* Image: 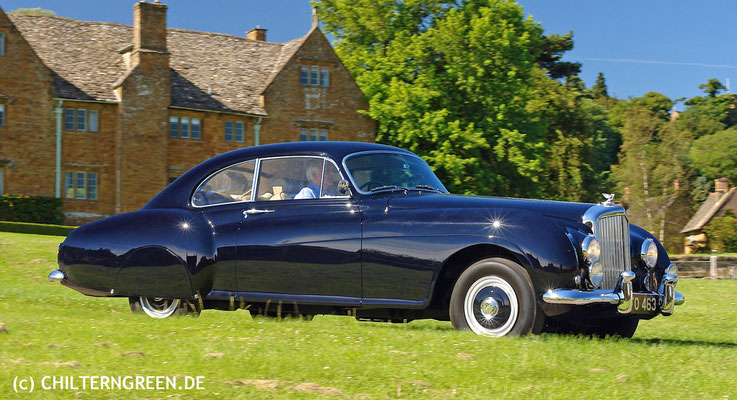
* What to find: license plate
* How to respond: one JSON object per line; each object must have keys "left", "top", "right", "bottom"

{"left": 631, "top": 293, "right": 660, "bottom": 314}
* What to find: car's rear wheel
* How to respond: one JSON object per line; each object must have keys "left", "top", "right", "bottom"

{"left": 129, "top": 297, "right": 201, "bottom": 319}
{"left": 449, "top": 258, "right": 538, "bottom": 337}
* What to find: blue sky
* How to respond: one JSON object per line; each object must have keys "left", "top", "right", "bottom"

{"left": 2, "top": 0, "right": 734, "bottom": 106}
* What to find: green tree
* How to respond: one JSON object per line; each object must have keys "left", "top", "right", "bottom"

{"left": 592, "top": 72, "right": 608, "bottom": 99}
{"left": 317, "top": 0, "right": 611, "bottom": 199}
{"left": 535, "top": 31, "right": 581, "bottom": 80}
{"left": 703, "top": 209, "right": 737, "bottom": 253}
{"left": 9, "top": 7, "right": 56, "bottom": 16}
{"left": 689, "top": 126, "right": 737, "bottom": 182}
{"left": 698, "top": 78, "right": 727, "bottom": 98}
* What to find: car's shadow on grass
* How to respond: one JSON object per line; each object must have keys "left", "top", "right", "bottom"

{"left": 629, "top": 337, "right": 737, "bottom": 348}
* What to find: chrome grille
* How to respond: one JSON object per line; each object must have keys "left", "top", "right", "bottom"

{"left": 597, "top": 213, "right": 631, "bottom": 289}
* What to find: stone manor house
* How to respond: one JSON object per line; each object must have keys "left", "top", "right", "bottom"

{"left": 0, "top": 1, "right": 375, "bottom": 224}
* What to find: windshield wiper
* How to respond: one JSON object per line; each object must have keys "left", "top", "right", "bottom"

{"left": 369, "top": 185, "right": 404, "bottom": 193}
{"left": 414, "top": 185, "right": 444, "bottom": 193}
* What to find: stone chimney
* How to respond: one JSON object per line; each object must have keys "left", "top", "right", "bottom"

{"left": 134, "top": 1, "right": 167, "bottom": 51}
{"left": 312, "top": 6, "right": 319, "bottom": 29}
{"left": 247, "top": 25, "right": 267, "bottom": 41}
{"left": 715, "top": 177, "right": 730, "bottom": 193}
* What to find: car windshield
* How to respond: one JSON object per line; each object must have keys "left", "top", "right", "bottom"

{"left": 344, "top": 152, "right": 448, "bottom": 194}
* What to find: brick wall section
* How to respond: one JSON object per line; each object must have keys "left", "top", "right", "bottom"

{"left": 0, "top": 8, "right": 56, "bottom": 198}
{"left": 60, "top": 101, "right": 118, "bottom": 221}
{"left": 262, "top": 28, "right": 375, "bottom": 144}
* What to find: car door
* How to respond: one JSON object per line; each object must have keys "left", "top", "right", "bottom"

{"left": 236, "top": 156, "right": 362, "bottom": 304}
{"left": 192, "top": 159, "right": 256, "bottom": 292}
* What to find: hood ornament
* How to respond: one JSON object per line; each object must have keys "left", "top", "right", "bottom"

{"left": 601, "top": 193, "right": 615, "bottom": 206}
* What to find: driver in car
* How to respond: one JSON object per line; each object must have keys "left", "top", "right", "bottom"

{"left": 295, "top": 161, "right": 341, "bottom": 199}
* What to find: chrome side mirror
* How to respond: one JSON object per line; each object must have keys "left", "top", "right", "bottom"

{"left": 337, "top": 179, "right": 352, "bottom": 196}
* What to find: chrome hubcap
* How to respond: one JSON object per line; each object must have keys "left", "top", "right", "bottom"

{"left": 139, "top": 297, "right": 180, "bottom": 319}
{"left": 463, "top": 276, "right": 518, "bottom": 337}
{"left": 480, "top": 297, "right": 500, "bottom": 318}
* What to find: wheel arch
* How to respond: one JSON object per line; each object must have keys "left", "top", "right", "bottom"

{"left": 429, "top": 241, "right": 534, "bottom": 312}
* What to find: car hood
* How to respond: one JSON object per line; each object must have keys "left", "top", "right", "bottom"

{"left": 386, "top": 193, "right": 595, "bottom": 222}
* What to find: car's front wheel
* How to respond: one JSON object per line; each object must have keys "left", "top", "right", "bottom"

{"left": 449, "top": 258, "right": 538, "bottom": 337}
{"left": 129, "top": 297, "right": 201, "bottom": 319}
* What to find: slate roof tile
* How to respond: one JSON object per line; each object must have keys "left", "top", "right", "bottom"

{"left": 9, "top": 14, "right": 306, "bottom": 115}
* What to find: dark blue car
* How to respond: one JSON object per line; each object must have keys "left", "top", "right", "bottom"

{"left": 49, "top": 142, "right": 684, "bottom": 337}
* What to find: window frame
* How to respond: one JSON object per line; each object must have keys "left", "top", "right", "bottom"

{"left": 310, "top": 66, "right": 319, "bottom": 86}
{"left": 190, "top": 156, "right": 348, "bottom": 208}
{"left": 75, "top": 171, "right": 87, "bottom": 199}
{"left": 300, "top": 66, "right": 309, "bottom": 85}
{"left": 87, "top": 172, "right": 98, "bottom": 200}
{"left": 0, "top": 32, "right": 4, "bottom": 56}
{"left": 235, "top": 122, "right": 244, "bottom": 142}
{"left": 64, "top": 109, "right": 75, "bottom": 130}
{"left": 191, "top": 118, "right": 201, "bottom": 139}
{"left": 224, "top": 121, "right": 233, "bottom": 141}
{"left": 169, "top": 116, "right": 179, "bottom": 137}
{"left": 76, "top": 109, "right": 87, "bottom": 131}
{"left": 88, "top": 110, "right": 99, "bottom": 132}
{"left": 0, "top": 104, "right": 4, "bottom": 127}
{"left": 320, "top": 66, "right": 329, "bottom": 87}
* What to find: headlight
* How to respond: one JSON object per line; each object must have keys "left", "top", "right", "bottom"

{"left": 582, "top": 236, "right": 603, "bottom": 289}
{"left": 641, "top": 239, "right": 658, "bottom": 270}
{"left": 582, "top": 236, "right": 601, "bottom": 265}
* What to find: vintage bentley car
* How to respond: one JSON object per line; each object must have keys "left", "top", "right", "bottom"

{"left": 49, "top": 142, "right": 684, "bottom": 337}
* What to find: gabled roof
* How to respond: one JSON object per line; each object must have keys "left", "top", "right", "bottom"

{"left": 681, "top": 188, "right": 737, "bottom": 233}
{"left": 8, "top": 14, "right": 311, "bottom": 115}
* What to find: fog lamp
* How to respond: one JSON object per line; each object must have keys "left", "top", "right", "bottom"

{"left": 588, "top": 261, "right": 604, "bottom": 289}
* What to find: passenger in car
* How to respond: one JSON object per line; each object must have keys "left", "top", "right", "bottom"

{"left": 294, "top": 161, "right": 323, "bottom": 199}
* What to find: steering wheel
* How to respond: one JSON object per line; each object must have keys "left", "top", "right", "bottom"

{"left": 359, "top": 180, "right": 383, "bottom": 191}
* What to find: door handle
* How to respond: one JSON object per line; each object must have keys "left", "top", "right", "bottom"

{"left": 243, "top": 209, "right": 275, "bottom": 218}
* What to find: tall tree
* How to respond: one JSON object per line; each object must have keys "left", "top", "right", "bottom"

{"left": 699, "top": 78, "right": 727, "bottom": 98}
{"left": 317, "top": 0, "right": 609, "bottom": 199}
{"left": 592, "top": 72, "right": 608, "bottom": 99}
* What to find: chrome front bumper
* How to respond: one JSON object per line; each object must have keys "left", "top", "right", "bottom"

{"left": 543, "top": 269, "right": 685, "bottom": 316}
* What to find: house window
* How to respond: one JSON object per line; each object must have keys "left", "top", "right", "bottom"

{"left": 76, "top": 109, "right": 86, "bottom": 131}
{"left": 64, "top": 108, "right": 98, "bottom": 132}
{"left": 320, "top": 67, "right": 329, "bottom": 87}
{"left": 235, "top": 122, "right": 244, "bottom": 142}
{"left": 169, "top": 116, "right": 201, "bottom": 139}
{"left": 169, "top": 117, "right": 179, "bottom": 137}
{"left": 300, "top": 66, "right": 309, "bottom": 85}
{"left": 88, "top": 110, "right": 98, "bottom": 132}
{"left": 0, "top": 32, "right": 4, "bottom": 56}
{"left": 181, "top": 117, "right": 190, "bottom": 138}
{"left": 225, "top": 121, "right": 244, "bottom": 142}
{"left": 225, "top": 121, "right": 233, "bottom": 141}
{"left": 311, "top": 66, "right": 319, "bottom": 86}
{"left": 191, "top": 118, "right": 201, "bottom": 139}
{"left": 65, "top": 171, "right": 98, "bottom": 200}
{"left": 300, "top": 128, "right": 328, "bottom": 141}
{"left": 87, "top": 173, "right": 98, "bottom": 200}
{"left": 65, "top": 109, "right": 75, "bottom": 130}
{"left": 301, "top": 65, "right": 329, "bottom": 87}
{"left": 0, "top": 104, "right": 4, "bottom": 126}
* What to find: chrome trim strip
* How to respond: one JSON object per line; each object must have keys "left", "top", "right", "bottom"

{"left": 617, "top": 271, "right": 636, "bottom": 313}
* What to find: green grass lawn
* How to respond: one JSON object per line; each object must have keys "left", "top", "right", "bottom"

{"left": 1, "top": 232, "right": 736, "bottom": 399}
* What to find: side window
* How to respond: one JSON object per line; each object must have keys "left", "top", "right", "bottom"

{"left": 320, "top": 162, "right": 344, "bottom": 198}
{"left": 192, "top": 160, "right": 255, "bottom": 206}
{"left": 257, "top": 157, "right": 324, "bottom": 201}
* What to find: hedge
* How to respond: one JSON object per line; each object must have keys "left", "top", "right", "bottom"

{"left": 0, "top": 221, "right": 77, "bottom": 237}
{"left": 0, "top": 195, "right": 64, "bottom": 224}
